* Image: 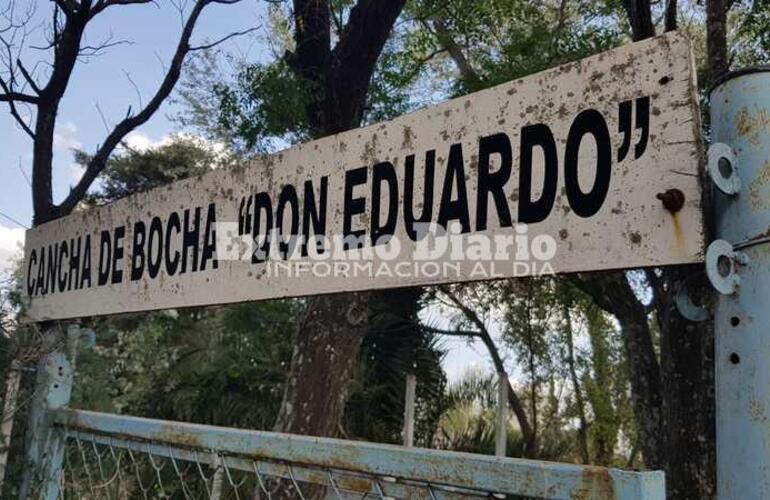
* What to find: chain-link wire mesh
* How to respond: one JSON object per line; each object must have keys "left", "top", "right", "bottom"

{"left": 59, "top": 430, "right": 491, "bottom": 500}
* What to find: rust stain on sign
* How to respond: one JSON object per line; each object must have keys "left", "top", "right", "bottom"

{"left": 22, "top": 32, "right": 704, "bottom": 321}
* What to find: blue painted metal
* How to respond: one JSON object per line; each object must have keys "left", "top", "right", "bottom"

{"left": 710, "top": 68, "right": 770, "bottom": 499}
{"left": 51, "top": 408, "right": 665, "bottom": 499}
{"left": 19, "top": 325, "right": 92, "bottom": 500}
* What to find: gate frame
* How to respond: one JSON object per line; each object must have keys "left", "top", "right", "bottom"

{"left": 15, "top": 324, "right": 666, "bottom": 499}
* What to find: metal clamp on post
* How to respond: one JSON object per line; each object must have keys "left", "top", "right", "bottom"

{"left": 708, "top": 143, "right": 741, "bottom": 195}
{"left": 674, "top": 278, "right": 712, "bottom": 322}
{"left": 705, "top": 142, "right": 745, "bottom": 295}
{"left": 706, "top": 239, "right": 747, "bottom": 295}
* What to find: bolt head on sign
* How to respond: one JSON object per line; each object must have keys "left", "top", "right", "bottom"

{"left": 22, "top": 32, "right": 704, "bottom": 321}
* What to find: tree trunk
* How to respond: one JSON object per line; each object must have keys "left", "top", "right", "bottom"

{"left": 573, "top": 273, "right": 665, "bottom": 469}
{"left": 275, "top": 0, "right": 407, "bottom": 442}
{"left": 621, "top": 0, "right": 655, "bottom": 41}
{"left": 438, "top": 287, "right": 537, "bottom": 456}
{"left": 576, "top": 268, "right": 716, "bottom": 497}
{"left": 562, "top": 301, "right": 589, "bottom": 464}
{"left": 655, "top": 268, "right": 716, "bottom": 499}
{"left": 274, "top": 292, "right": 369, "bottom": 436}
{"left": 706, "top": 0, "right": 729, "bottom": 81}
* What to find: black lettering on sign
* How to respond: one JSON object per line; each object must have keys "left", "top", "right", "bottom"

{"left": 617, "top": 96, "right": 650, "bottom": 162}
{"left": 165, "top": 212, "right": 181, "bottom": 276}
{"left": 276, "top": 185, "right": 299, "bottom": 260}
{"left": 181, "top": 208, "right": 200, "bottom": 274}
{"left": 634, "top": 96, "right": 649, "bottom": 159}
{"left": 46, "top": 243, "right": 58, "bottom": 295}
{"left": 371, "top": 161, "right": 398, "bottom": 246}
{"left": 20, "top": 99, "right": 649, "bottom": 304}
{"left": 26, "top": 249, "right": 36, "bottom": 296}
{"left": 68, "top": 237, "right": 81, "bottom": 291}
{"left": 617, "top": 100, "right": 632, "bottom": 162}
{"left": 302, "top": 177, "right": 328, "bottom": 257}
{"left": 112, "top": 225, "right": 125, "bottom": 284}
{"left": 437, "top": 143, "right": 470, "bottom": 233}
{"left": 35, "top": 247, "right": 45, "bottom": 296}
{"left": 343, "top": 166, "right": 368, "bottom": 250}
{"left": 476, "top": 133, "right": 513, "bottom": 231}
{"left": 518, "top": 124, "right": 558, "bottom": 224}
{"left": 201, "top": 203, "right": 218, "bottom": 270}
{"left": 148, "top": 217, "right": 163, "bottom": 279}
{"left": 403, "top": 151, "right": 435, "bottom": 242}
{"left": 253, "top": 192, "right": 273, "bottom": 263}
{"left": 98, "top": 231, "right": 111, "bottom": 286}
{"left": 81, "top": 235, "right": 92, "bottom": 289}
{"left": 57, "top": 241, "right": 68, "bottom": 292}
{"left": 564, "top": 109, "right": 612, "bottom": 218}
{"left": 131, "top": 221, "right": 146, "bottom": 281}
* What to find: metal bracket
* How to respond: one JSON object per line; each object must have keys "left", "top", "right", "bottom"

{"left": 675, "top": 280, "right": 712, "bottom": 322}
{"left": 706, "top": 239, "right": 746, "bottom": 295}
{"left": 708, "top": 143, "right": 741, "bottom": 195}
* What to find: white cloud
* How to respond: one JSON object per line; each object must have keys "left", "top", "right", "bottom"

{"left": 54, "top": 121, "right": 82, "bottom": 151}
{"left": 0, "top": 224, "right": 25, "bottom": 277}
{"left": 122, "top": 131, "right": 230, "bottom": 164}
{"left": 67, "top": 162, "right": 86, "bottom": 181}
{"left": 123, "top": 131, "right": 157, "bottom": 151}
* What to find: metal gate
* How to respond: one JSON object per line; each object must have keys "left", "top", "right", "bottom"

{"left": 18, "top": 326, "right": 663, "bottom": 500}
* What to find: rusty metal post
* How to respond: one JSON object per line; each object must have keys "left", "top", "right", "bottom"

{"left": 709, "top": 68, "right": 770, "bottom": 499}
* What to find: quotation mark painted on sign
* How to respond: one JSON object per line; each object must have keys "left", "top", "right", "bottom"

{"left": 617, "top": 96, "right": 650, "bottom": 162}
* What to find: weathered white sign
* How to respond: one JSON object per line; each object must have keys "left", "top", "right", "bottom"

{"left": 23, "top": 32, "right": 704, "bottom": 321}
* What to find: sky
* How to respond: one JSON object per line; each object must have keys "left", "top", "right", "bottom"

{"left": 0, "top": 0, "right": 268, "bottom": 270}
{"left": 0, "top": 0, "right": 493, "bottom": 382}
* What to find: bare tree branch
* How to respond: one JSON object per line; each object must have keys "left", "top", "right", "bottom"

{"left": 1, "top": 0, "right": 249, "bottom": 223}
{"left": 0, "top": 90, "right": 38, "bottom": 103}
{"left": 16, "top": 58, "right": 41, "bottom": 94}
{"left": 189, "top": 26, "right": 260, "bottom": 51}
{"left": 57, "top": 0, "right": 246, "bottom": 217}
{"left": 90, "top": 0, "right": 157, "bottom": 18}
{"left": 431, "top": 18, "right": 480, "bottom": 84}
{"left": 0, "top": 76, "right": 34, "bottom": 138}
{"left": 79, "top": 37, "right": 134, "bottom": 57}
{"left": 437, "top": 285, "right": 537, "bottom": 457}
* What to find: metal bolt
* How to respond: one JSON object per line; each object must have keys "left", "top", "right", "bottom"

{"left": 656, "top": 188, "right": 685, "bottom": 213}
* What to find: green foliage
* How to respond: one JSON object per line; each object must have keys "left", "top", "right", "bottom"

{"left": 345, "top": 320, "right": 447, "bottom": 446}
{"left": 69, "top": 138, "right": 302, "bottom": 430}
{"left": 434, "top": 371, "right": 523, "bottom": 455}
{"left": 732, "top": 0, "right": 770, "bottom": 68}
{"left": 214, "top": 60, "right": 314, "bottom": 151}
{"left": 87, "top": 137, "right": 219, "bottom": 203}
{"left": 73, "top": 302, "right": 299, "bottom": 430}
{"left": 406, "top": 0, "right": 625, "bottom": 96}
{"left": 345, "top": 289, "right": 448, "bottom": 446}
